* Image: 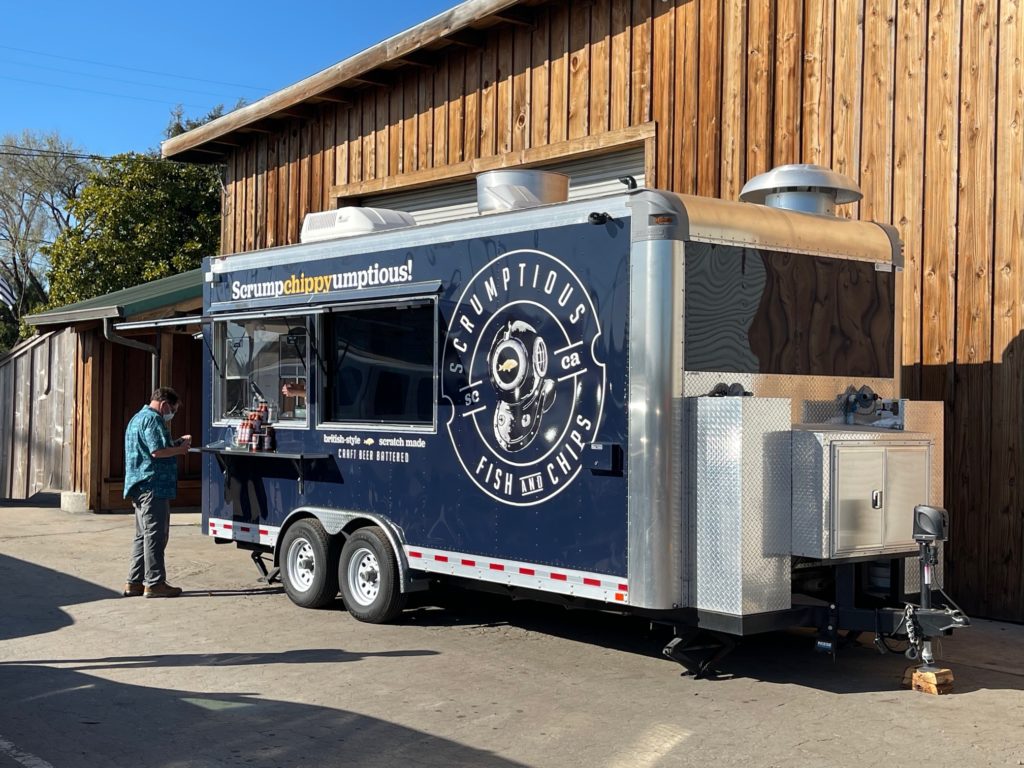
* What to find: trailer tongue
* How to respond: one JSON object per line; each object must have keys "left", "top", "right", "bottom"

{"left": 198, "top": 165, "right": 969, "bottom": 680}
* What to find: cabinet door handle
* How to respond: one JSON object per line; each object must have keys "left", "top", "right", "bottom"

{"left": 872, "top": 489, "right": 883, "bottom": 509}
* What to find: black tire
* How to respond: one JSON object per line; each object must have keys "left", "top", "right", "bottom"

{"left": 338, "top": 527, "right": 406, "bottom": 623}
{"left": 279, "top": 519, "right": 339, "bottom": 609}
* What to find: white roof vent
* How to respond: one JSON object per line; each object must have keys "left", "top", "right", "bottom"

{"left": 300, "top": 206, "right": 416, "bottom": 243}
{"left": 739, "top": 164, "right": 862, "bottom": 216}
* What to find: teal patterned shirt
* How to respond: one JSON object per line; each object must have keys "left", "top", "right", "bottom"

{"left": 123, "top": 405, "right": 178, "bottom": 499}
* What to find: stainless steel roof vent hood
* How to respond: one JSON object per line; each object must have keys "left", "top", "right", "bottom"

{"left": 739, "top": 164, "right": 862, "bottom": 216}
{"left": 476, "top": 169, "right": 569, "bottom": 214}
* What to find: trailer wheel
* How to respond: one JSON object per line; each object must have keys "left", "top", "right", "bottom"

{"left": 280, "top": 519, "right": 339, "bottom": 609}
{"left": 339, "top": 527, "right": 406, "bottom": 623}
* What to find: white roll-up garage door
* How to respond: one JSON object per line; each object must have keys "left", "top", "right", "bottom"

{"left": 362, "top": 147, "right": 646, "bottom": 226}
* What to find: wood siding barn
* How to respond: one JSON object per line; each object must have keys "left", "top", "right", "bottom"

{"left": 163, "top": 0, "right": 1024, "bottom": 622}
{"left": 22, "top": 270, "right": 206, "bottom": 512}
{"left": 0, "top": 330, "right": 76, "bottom": 500}
{"left": 66, "top": 327, "right": 203, "bottom": 512}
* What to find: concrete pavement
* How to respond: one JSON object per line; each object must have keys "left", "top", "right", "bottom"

{"left": 1, "top": 499, "right": 1022, "bottom": 768}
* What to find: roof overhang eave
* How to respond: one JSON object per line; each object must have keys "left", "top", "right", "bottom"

{"left": 160, "top": 0, "right": 526, "bottom": 160}
{"left": 26, "top": 305, "right": 123, "bottom": 328}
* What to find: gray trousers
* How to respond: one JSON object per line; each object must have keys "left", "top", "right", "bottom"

{"left": 127, "top": 490, "right": 171, "bottom": 586}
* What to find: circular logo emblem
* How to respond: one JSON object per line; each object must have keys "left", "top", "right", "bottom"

{"left": 442, "top": 249, "right": 604, "bottom": 506}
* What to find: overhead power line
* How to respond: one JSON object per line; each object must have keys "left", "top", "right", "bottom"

{"left": 0, "top": 145, "right": 210, "bottom": 166}
{"left": 0, "top": 57, "right": 251, "bottom": 100}
{"left": 0, "top": 44, "right": 269, "bottom": 92}
{"left": 0, "top": 74, "right": 209, "bottom": 109}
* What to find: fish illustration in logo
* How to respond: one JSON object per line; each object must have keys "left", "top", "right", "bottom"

{"left": 497, "top": 358, "right": 519, "bottom": 373}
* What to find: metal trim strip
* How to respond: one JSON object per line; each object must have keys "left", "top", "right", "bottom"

{"left": 404, "top": 545, "right": 629, "bottom": 604}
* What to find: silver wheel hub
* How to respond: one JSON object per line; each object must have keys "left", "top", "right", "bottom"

{"left": 347, "top": 547, "right": 381, "bottom": 606}
{"left": 286, "top": 538, "right": 316, "bottom": 592}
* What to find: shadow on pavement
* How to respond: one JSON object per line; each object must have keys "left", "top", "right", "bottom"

{"left": 0, "top": 553, "right": 115, "bottom": 641}
{"left": 402, "top": 586, "right": 1024, "bottom": 695}
{"left": 1, "top": 648, "right": 438, "bottom": 670}
{"left": 0, "top": 663, "right": 525, "bottom": 768}
{"left": 0, "top": 491, "right": 61, "bottom": 508}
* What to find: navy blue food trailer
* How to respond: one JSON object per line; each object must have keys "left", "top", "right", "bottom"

{"left": 199, "top": 167, "right": 966, "bottom": 674}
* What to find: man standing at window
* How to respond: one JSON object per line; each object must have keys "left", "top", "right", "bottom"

{"left": 122, "top": 387, "right": 192, "bottom": 598}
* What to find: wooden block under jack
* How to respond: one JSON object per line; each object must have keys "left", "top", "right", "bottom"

{"left": 902, "top": 666, "right": 955, "bottom": 695}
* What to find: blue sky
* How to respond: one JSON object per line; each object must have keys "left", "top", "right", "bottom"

{"left": 0, "top": 0, "right": 456, "bottom": 157}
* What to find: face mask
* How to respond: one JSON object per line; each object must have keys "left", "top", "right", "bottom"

{"left": 162, "top": 406, "right": 176, "bottom": 423}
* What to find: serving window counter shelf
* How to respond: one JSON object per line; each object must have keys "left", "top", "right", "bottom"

{"left": 194, "top": 444, "right": 330, "bottom": 495}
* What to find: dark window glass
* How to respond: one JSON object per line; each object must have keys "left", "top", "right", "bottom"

{"left": 213, "top": 316, "right": 308, "bottom": 423}
{"left": 684, "top": 243, "right": 895, "bottom": 378}
{"left": 324, "top": 303, "right": 435, "bottom": 424}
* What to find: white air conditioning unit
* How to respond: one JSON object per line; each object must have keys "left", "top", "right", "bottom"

{"left": 300, "top": 207, "right": 416, "bottom": 243}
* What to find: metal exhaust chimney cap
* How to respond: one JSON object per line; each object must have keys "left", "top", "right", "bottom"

{"left": 476, "top": 169, "right": 569, "bottom": 214}
{"left": 739, "top": 163, "right": 862, "bottom": 216}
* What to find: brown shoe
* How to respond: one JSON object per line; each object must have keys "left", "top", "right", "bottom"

{"left": 122, "top": 582, "right": 144, "bottom": 597}
{"left": 144, "top": 581, "right": 183, "bottom": 598}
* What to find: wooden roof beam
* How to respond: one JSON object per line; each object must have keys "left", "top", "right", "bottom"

{"left": 311, "top": 87, "right": 353, "bottom": 105}
{"left": 491, "top": 7, "right": 535, "bottom": 27}
{"left": 346, "top": 73, "right": 394, "bottom": 88}
{"left": 392, "top": 51, "right": 438, "bottom": 69}
{"left": 443, "top": 29, "right": 487, "bottom": 49}
{"left": 274, "top": 104, "right": 319, "bottom": 120}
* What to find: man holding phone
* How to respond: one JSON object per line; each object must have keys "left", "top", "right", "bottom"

{"left": 122, "top": 387, "right": 192, "bottom": 598}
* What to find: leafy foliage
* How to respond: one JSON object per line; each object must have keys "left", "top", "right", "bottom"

{"left": 0, "top": 131, "right": 91, "bottom": 351}
{"left": 46, "top": 154, "right": 221, "bottom": 307}
{"left": 164, "top": 99, "right": 245, "bottom": 141}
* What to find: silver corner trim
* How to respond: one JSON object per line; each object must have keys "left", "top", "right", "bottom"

{"left": 627, "top": 236, "right": 684, "bottom": 609}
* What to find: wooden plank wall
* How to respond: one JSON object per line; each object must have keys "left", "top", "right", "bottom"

{"left": 214, "top": 0, "right": 1024, "bottom": 621}
{"left": 0, "top": 331, "right": 76, "bottom": 500}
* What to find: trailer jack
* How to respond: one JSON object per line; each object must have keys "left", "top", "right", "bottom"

{"left": 663, "top": 630, "right": 737, "bottom": 679}
{"left": 251, "top": 550, "right": 281, "bottom": 585}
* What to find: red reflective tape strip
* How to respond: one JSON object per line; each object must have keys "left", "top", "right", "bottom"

{"left": 434, "top": 555, "right": 449, "bottom": 563}
{"left": 619, "top": 584, "right": 628, "bottom": 592}
{"left": 259, "top": 529, "right": 269, "bottom": 535}
{"left": 519, "top": 567, "right": 535, "bottom": 576}
{"left": 489, "top": 563, "right": 504, "bottom": 571}
{"left": 208, "top": 522, "right": 216, "bottom": 528}
{"left": 461, "top": 559, "right": 476, "bottom": 567}
{"left": 583, "top": 578, "right": 600, "bottom": 587}
{"left": 222, "top": 524, "right": 233, "bottom": 530}
{"left": 551, "top": 573, "right": 567, "bottom": 582}
{"left": 409, "top": 551, "right": 423, "bottom": 559}
{"left": 240, "top": 526, "right": 251, "bottom": 532}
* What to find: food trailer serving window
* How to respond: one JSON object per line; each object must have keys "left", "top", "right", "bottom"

{"left": 684, "top": 243, "right": 895, "bottom": 378}
{"left": 322, "top": 301, "right": 435, "bottom": 426}
{"left": 213, "top": 315, "right": 309, "bottom": 424}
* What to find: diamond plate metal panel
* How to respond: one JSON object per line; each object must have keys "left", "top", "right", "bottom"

{"left": 691, "top": 397, "right": 791, "bottom": 615}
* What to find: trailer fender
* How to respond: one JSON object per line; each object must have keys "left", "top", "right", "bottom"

{"left": 276, "top": 507, "right": 428, "bottom": 593}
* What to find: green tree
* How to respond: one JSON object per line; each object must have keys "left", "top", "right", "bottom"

{"left": 0, "top": 131, "right": 91, "bottom": 352}
{"left": 46, "top": 153, "right": 221, "bottom": 307}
